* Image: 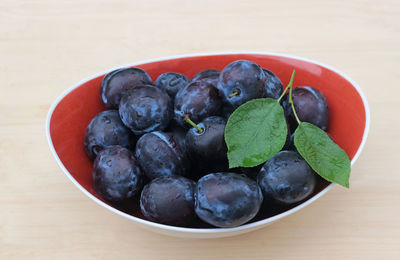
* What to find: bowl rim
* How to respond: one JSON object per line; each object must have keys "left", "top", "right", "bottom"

{"left": 46, "top": 51, "right": 370, "bottom": 234}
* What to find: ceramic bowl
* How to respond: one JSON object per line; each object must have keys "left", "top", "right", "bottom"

{"left": 46, "top": 52, "right": 370, "bottom": 238}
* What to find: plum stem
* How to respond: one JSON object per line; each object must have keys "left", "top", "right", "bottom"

{"left": 228, "top": 89, "right": 240, "bottom": 98}
{"left": 286, "top": 70, "right": 301, "bottom": 124}
{"left": 184, "top": 114, "right": 204, "bottom": 133}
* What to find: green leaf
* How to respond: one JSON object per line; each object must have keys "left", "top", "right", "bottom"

{"left": 294, "top": 122, "right": 351, "bottom": 188}
{"left": 225, "top": 98, "right": 287, "bottom": 168}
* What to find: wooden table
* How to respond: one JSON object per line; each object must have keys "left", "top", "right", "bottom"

{"left": 1, "top": 0, "right": 399, "bottom": 259}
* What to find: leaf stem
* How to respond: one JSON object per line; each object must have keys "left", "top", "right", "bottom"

{"left": 184, "top": 114, "right": 203, "bottom": 133}
{"left": 287, "top": 71, "right": 301, "bottom": 125}
{"left": 277, "top": 70, "right": 296, "bottom": 103}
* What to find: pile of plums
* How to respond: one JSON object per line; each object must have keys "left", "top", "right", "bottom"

{"left": 84, "top": 60, "right": 330, "bottom": 228}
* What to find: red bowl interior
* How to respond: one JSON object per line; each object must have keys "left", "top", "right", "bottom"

{"left": 48, "top": 53, "right": 366, "bottom": 226}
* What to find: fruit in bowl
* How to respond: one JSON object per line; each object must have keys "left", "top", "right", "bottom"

{"left": 46, "top": 52, "right": 369, "bottom": 238}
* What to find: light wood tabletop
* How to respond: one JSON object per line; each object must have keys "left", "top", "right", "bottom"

{"left": 1, "top": 0, "right": 399, "bottom": 259}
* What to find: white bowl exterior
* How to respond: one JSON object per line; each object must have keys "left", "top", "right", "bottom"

{"left": 140, "top": 220, "right": 276, "bottom": 239}
{"left": 46, "top": 51, "right": 370, "bottom": 238}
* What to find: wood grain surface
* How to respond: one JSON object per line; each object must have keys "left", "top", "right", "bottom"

{"left": 1, "top": 0, "right": 399, "bottom": 259}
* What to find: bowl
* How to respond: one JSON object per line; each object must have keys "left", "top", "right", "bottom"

{"left": 46, "top": 52, "right": 370, "bottom": 238}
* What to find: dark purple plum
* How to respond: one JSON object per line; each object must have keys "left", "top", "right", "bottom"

{"left": 135, "top": 131, "right": 190, "bottom": 180}
{"left": 166, "top": 124, "right": 188, "bottom": 154}
{"left": 200, "top": 115, "right": 227, "bottom": 125}
{"left": 284, "top": 132, "right": 296, "bottom": 151}
{"left": 232, "top": 165, "right": 263, "bottom": 180}
{"left": 292, "top": 86, "right": 329, "bottom": 130}
{"left": 100, "top": 68, "right": 152, "bottom": 109}
{"left": 93, "top": 146, "right": 142, "bottom": 201}
{"left": 221, "top": 104, "right": 235, "bottom": 119}
{"left": 119, "top": 85, "right": 172, "bottom": 135}
{"left": 218, "top": 60, "right": 266, "bottom": 108}
{"left": 195, "top": 172, "right": 263, "bottom": 228}
{"left": 280, "top": 94, "right": 298, "bottom": 133}
{"left": 257, "top": 151, "right": 316, "bottom": 204}
{"left": 84, "top": 110, "right": 135, "bottom": 160}
{"left": 155, "top": 72, "right": 190, "bottom": 98}
{"left": 140, "top": 176, "right": 195, "bottom": 226}
{"left": 262, "top": 68, "right": 283, "bottom": 99}
{"left": 281, "top": 119, "right": 292, "bottom": 151}
{"left": 174, "top": 80, "right": 222, "bottom": 127}
{"left": 192, "top": 69, "right": 220, "bottom": 82}
{"left": 192, "top": 69, "right": 220, "bottom": 89}
{"left": 185, "top": 116, "right": 228, "bottom": 172}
